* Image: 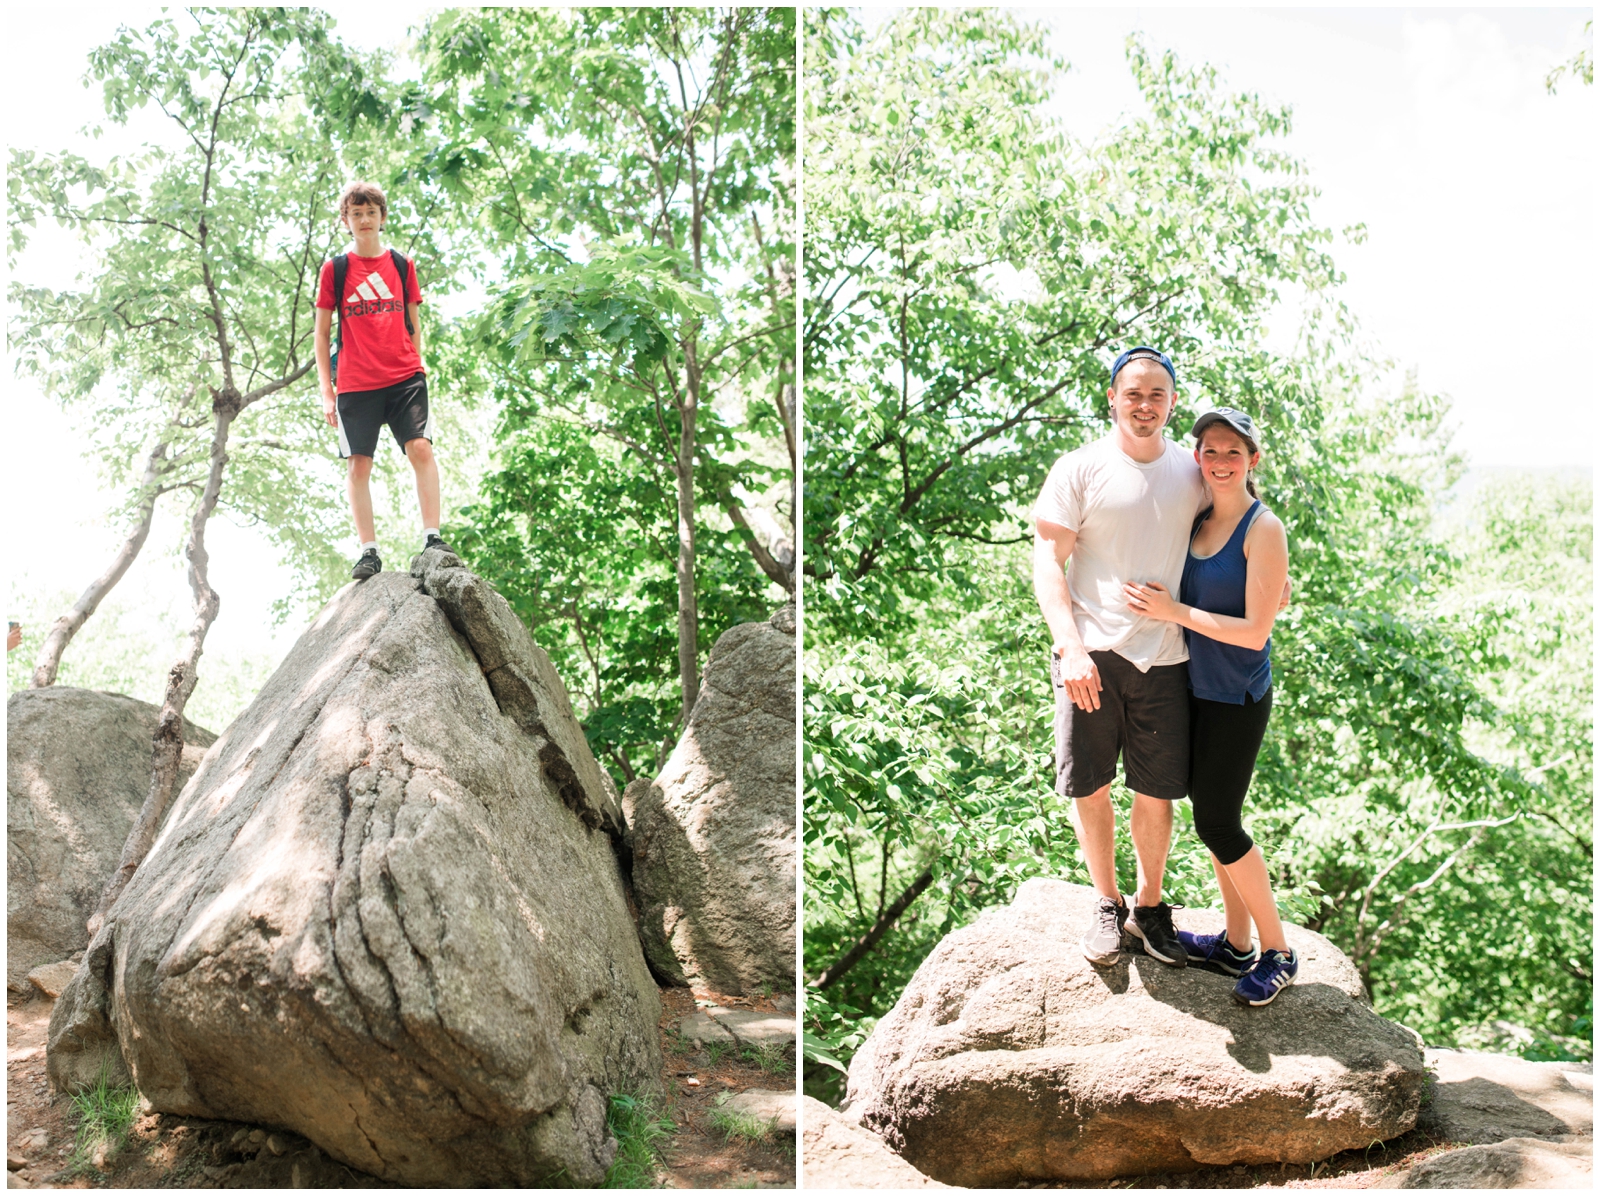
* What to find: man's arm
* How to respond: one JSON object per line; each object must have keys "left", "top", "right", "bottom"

{"left": 314, "top": 307, "right": 336, "bottom": 428}
{"left": 407, "top": 302, "right": 423, "bottom": 359}
{"left": 1033, "top": 519, "right": 1101, "bottom": 712}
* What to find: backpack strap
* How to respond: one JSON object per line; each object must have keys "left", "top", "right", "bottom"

{"left": 331, "top": 252, "right": 349, "bottom": 355}
{"left": 389, "top": 248, "right": 414, "bottom": 334}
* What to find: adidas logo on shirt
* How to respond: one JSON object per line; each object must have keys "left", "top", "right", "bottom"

{"left": 344, "top": 268, "right": 405, "bottom": 317}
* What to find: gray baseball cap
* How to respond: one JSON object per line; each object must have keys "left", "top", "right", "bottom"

{"left": 1191, "top": 407, "right": 1258, "bottom": 445}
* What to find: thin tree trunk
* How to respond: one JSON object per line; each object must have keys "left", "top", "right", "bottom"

{"left": 815, "top": 865, "right": 935, "bottom": 990}
{"left": 30, "top": 442, "right": 170, "bottom": 688}
{"left": 724, "top": 498, "right": 794, "bottom": 591}
{"left": 675, "top": 358, "right": 701, "bottom": 728}
{"left": 88, "top": 408, "right": 234, "bottom": 934}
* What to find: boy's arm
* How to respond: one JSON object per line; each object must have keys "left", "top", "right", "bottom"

{"left": 314, "top": 307, "right": 336, "bottom": 427}
{"left": 407, "top": 302, "right": 423, "bottom": 361}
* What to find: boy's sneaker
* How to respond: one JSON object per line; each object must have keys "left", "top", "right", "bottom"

{"left": 1233, "top": 948, "right": 1299, "bottom": 1007}
{"left": 1080, "top": 895, "right": 1129, "bottom": 966}
{"left": 1178, "top": 929, "right": 1259, "bottom": 976}
{"left": 1126, "top": 901, "right": 1188, "bottom": 967}
{"left": 351, "top": 548, "right": 382, "bottom": 580}
{"left": 423, "top": 533, "right": 455, "bottom": 554}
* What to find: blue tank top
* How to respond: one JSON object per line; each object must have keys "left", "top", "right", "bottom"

{"left": 1180, "top": 500, "right": 1271, "bottom": 704}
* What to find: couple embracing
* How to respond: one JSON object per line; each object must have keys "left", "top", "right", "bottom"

{"left": 1033, "top": 346, "right": 1297, "bottom": 1007}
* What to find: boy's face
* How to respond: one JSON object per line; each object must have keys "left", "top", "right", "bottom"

{"left": 342, "top": 201, "right": 385, "bottom": 234}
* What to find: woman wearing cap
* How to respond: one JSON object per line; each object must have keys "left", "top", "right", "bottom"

{"left": 1123, "top": 409, "right": 1299, "bottom": 1006}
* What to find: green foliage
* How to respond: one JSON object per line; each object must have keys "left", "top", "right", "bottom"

{"left": 740, "top": 1042, "right": 792, "bottom": 1076}
{"left": 707, "top": 1098, "right": 774, "bottom": 1144}
{"left": 602, "top": 1092, "right": 675, "bottom": 1189}
{"left": 420, "top": 6, "right": 795, "bottom": 779}
{"left": 802, "top": 7, "right": 1592, "bottom": 1094}
{"left": 7, "top": 9, "right": 440, "bottom": 614}
{"left": 69, "top": 1063, "right": 141, "bottom": 1171}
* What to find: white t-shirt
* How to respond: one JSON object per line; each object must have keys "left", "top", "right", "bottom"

{"left": 1034, "top": 435, "right": 1205, "bottom": 670}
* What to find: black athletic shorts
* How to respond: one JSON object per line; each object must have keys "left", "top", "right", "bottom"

{"left": 336, "top": 371, "right": 433, "bottom": 459}
{"left": 1052, "top": 649, "right": 1190, "bottom": 800}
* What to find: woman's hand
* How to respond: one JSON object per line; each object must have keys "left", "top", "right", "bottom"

{"left": 1125, "top": 581, "right": 1182, "bottom": 623}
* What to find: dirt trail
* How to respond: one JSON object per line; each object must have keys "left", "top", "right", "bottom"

{"left": 8, "top": 984, "right": 795, "bottom": 1189}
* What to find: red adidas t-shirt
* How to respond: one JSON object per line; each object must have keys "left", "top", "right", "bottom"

{"left": 316, "top": 251, "right": 425, "bottom": 394}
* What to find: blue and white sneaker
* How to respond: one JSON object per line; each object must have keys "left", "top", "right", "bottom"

{"left": 1232, "top": 948, "right": 1299, "bottom": 1007}
{"left": 1178, "top": 929, "right": 1258, "bottom": 976}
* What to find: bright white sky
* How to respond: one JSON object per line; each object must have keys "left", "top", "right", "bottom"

{"left": 3, "top": 6, "right": 1594, "bottom": 716}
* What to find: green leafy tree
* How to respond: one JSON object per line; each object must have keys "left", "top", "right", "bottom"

{"left": 7, "top": 7, "right": 412, "bottom": 923}
{"left": 801, "top": 8, "right": 1591, "bottom": 1101}
{"left": 418, "top": 7, "right": 795, "bottom": 777}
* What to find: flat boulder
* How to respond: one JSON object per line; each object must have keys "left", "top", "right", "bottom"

{"left": 624, "top": 606, "right": 795, "bottom": 995}
{"left": 1389, "top": 1135, "right": 1592, "bottom": 1189}
{"left": 7, "top": 687, "right": 214, "bottom": 991}
{"left": 46, "top": 551, "right": 661, "bottom": 1187}
{"left": 846, "top": 878, "right": 1427, "bottom": 1186}
{"left": 1418, "top": 1049, "right": 1591, "bottom": 1144}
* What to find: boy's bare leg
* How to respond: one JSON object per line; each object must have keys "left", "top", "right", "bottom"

{"left": 347, "top": 455, "right": 376, "bottom": 544}
{"left": 1130, "top": 792, "right": 1174, "bottom": 907}
{"left": 1068, "top": 784, "right": 1122, "bottom": 903}
{"left": 405, "top": 437, "right": 440, "bottom": 530}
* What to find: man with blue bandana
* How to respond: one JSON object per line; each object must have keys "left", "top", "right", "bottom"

{"left": 1032, "top": 347, "right": 1204, "bottom": 969}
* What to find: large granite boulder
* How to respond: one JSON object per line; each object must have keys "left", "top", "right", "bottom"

{"left": 846, "top": 878, "right": 1427, "bottom": 1186}
{"left": 46, "top": 549, "right": 660, "bottom": 1187}
{"left": 7, "top": 687, "right": 215, "bottom": 990}
{"left": 624, "top": 606, "right": 795, "bottom": 995}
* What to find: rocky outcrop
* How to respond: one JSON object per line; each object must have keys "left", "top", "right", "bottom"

{"left": 801, "top": 1097, "right": 947, "bottom": 1189}
{"left": 7, "top": 687, "right": 215, "bottom": 991}
{"left": 624, "top": 606, "right": 795, "bottom": 995}
{"left": 46, "top": 549, "right": 661, "bottom": 1188}
{"left": 1418, "top": 1049, "right": 1591, "bottom": 1145}
{"left": 1388, "top": 1136, "right": 1592, "bottom": 1188}
{"left": 846, "top": 878, "right": 1428, "bottom": 1186}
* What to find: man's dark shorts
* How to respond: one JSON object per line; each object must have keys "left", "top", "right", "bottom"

{"left": 1052, "top": 649, "right": 1189, "bottom": 800}
{"left": 336, "top": 371, "right": 433, "bottom": 459}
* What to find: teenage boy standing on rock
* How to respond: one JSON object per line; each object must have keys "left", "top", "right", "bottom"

{"left": 315, "top": 181, "right": 453, "bottom": 580}
{"left": 1032, "top": 347, "right": 1203, "bottom": 969}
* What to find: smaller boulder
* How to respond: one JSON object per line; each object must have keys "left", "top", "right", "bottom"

{"left": 1419, "top": 1050, "right": 1591, "bottom": 1144}
{"left": 801, "top": 1097, "right": 946, "bottom": 1189}
{"left": 625, "top": 607, "right": 795, "bottom": 995}
{"left": 1389, "top": 1135, "right": 1591, "bottom": 1189}
{"left": 26, "top": 962, "right": 79, "bottom": 1000}
{"left": 724, "top": 1089, "right": 796, "bottom": 1133}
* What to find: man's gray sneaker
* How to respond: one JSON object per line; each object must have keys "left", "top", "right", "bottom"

{"left": 351, "top": 548, "right": 382, "bottom": 580}
{"left": 1127, "top": 901, "right": 1188, "bottom": 967}
{"left": 1081, "top": 894, "right": 1129, "bottom": 966}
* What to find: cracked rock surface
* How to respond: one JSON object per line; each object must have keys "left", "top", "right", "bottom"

{"left": 624, "top": 606, "right": 795, "bottom": 995}
{"left": 45, "top": 554, "right": 661, "bottom": 1187}
{"left": 7, "top": 687, "right": 214, "bottom": 991}
{"left": 846, "top": 878, "right": 1427, "bottom": 1186}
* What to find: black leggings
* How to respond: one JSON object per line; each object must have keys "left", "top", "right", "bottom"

{"left": 1189, "top": 689, "right": 1272, "bottom": 866}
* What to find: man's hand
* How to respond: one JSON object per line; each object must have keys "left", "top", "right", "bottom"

{"left": 1054, "top": 643, "right": 1102, "bottom": 713}
{"left": 323, "top": 392, "right": 338, "bottom": 429}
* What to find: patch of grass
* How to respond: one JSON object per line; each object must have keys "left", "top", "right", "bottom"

{"left": 741, "top": 1041, "right": 792, "bottom": 1076}
{"left": 68, "top": 1063, "right": 141, "bottom": 1171}
{"left": 602, "top": 1092, "right": 675, "bottom": 1189}
{"left": 707, "top": 1103, "right": 774, "bottom": 1144}
{"left": 706, "top": 1039, "right": 733, "bottom": 1067}
{"left": 664, "top": 1024, "right": 692, "bottom": 1056}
